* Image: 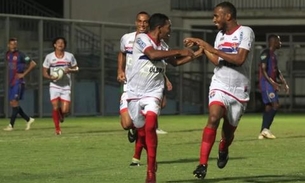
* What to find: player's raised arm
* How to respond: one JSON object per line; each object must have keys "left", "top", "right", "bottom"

{"left": 166, "top": 47, "right": 203, "bottom": 66}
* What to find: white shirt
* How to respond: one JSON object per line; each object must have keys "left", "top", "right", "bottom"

{"left": 43, "top": 51, "right": 77, "bottom": 88}
{"left": 211, "top": 25, "right": 255, "bottom": 101}
{"left": 120, "top": 31, "right": 137, "bottom": 91}
{"left": 127, "top": 33, "right": 167, "bottom": 100}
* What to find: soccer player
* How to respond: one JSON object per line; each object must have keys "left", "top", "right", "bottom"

{"left": 42, "top": 37, "right": 79, "bottom": 135}
{"left": 184, "top": 2, "right": 255, "bottom": 179}
{"left": 258, "top": 34, "right": 289, "bottom": 139}
{"left": 127, "top": 13, "right": 202, "bottom": 183}
{"left": 3, "top": 38, "right": 36, "bottom": 131}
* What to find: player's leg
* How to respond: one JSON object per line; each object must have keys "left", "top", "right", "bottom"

{"left": 128, "top": 99, "right": 146, "bottom": 167}
{"left": 259, "top": 89, "right": 279, "bottom": 139}
{"left": 50, "top": 87, "right": 61, "bottom": 134}
{"left": 119, "top": 92, "right": 137, "bottom": 142}
{"left": 217, "top": 99, "right": 246, "bottom": 169}
{"left": 16, "top": 84, "right": 35, "bottom": 130}
{"left": 193, "top": 90, "right": 225, "bottom": 179}
{"left": 156, "top": 95, "right": 167, "bottom": 135}
{"left": 141, "top": 97, "right": 161, "bottom": 183}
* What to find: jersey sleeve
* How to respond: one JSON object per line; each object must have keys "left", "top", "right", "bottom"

{"left": 238, "top": 27, "right": 255, "bottom": 51}
{"left": 71, "top": 54, "right": 77, "bottom": 67}
{"left": 43, "top": 55, "right": 50, "bottom": 68}
{"left": 134, "top": 34, "right": 154, "bottom": 53}
{"left": 19, "top": 51, "right": 31, "bottom": 63}
{"left": 120, "top": 34, "right": 127, "bottom": 53}
{"left": 260, "top": 49, "right": 270, "bottom": 64}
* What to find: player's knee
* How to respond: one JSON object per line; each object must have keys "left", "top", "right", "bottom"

{"left": 207, "top": 113, "right": 222, "bottom": 128}
{"left": 145, "top": 111, "right": 157, "bottom": 131}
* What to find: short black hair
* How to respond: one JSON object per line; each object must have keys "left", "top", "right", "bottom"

{"left": 52, "top": 37, "right": 67, "bottom": 48}
{"left": 136, "top": 11, "right": 150, "bottom": 19}
{"left": 8, "top": 37, "right": 17, "bottom": 43}
{"left": 216, "top": 1, "right": 237, "bottom": 19}
{"left": 268, "top": 34, "right": 279, "bottom": 42}
{"left": 148, "top": 13, "right": 169, "bottom": 31}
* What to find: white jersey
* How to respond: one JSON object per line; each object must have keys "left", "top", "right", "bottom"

{"left": 120, "top": 31, "right": 137, "bottom": 91}
{"left": 127, "top": 33, "right": 167, "bottom": 100}
{"left": 211, "top": 25, "right": 255, "bottom": 101}
{"left": 43, "top": 51, "right": 77, "bottom": 88}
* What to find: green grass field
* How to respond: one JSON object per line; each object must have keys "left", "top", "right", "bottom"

{"left": 0, "top": 114, "right": 305, "bottom": 183}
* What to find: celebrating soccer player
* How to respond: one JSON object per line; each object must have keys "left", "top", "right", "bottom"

{"left": 127, "top": 13, "right": 202, "bottom": 183}
{"left": 43, "top": 37, "right": 79, "bottom": 135}
{"left": 117, "top": 11, "right": 170, "bottom": 167}
{"left": 3, "top": 38, "right": 36, "bottom": 131}
{"left": 258, "top": 34, "right": 289, "bottom": 139}
{"left": 184, "top": 1, "right": 255, "bottom": 179}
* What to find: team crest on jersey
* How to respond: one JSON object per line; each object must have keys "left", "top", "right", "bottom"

{"left": 209, "top": 91, "right": 215, "bottom": 98}
{"left": 136, "top": 38, "right": 146, "bottom": 49}
{"left": 232, "top": 36, "right": 238, "bottom": 41}
{"left": 13, "top": 56, "right": 17, "bottom": 61}
{"left": 220, "top": 37, "right": 224, "bottom": 41}
{"left": 269, "top": 92, "right": 275, "bottom": 99}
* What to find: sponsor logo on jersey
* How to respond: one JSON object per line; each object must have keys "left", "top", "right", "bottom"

{"left": 149, "top": 66, "right": 164, "bottom": 73}
{"left": 232, "top": 36, "right": 238, "bottom": 41}
{"left": 13, "top": 56, "right": 17, "bottom": 61}
{"left": 136, "top": 38, "right": 146, "bottom": 49}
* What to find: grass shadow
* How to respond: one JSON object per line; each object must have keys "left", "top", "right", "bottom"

{"left": 158, "top": 157, "right": 245, "bottom": 165}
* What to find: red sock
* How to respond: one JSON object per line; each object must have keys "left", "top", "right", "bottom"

{"left": 52, "top": 109, "right": 60, "bottom": 131}
{"left": 145, "top": 111, "right": 158, "bottom": 173}
{"left": 199, "top": 127, "right": 217, "bottom": 165}
{"left": 133, "top": 127, "right": 146, "bottom": 160}
{"left": 219, "top": 122, "right": 237, "bottom": 152}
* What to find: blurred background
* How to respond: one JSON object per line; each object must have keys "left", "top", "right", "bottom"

{"left": 0, "top": 0, "right": 304, "bottom": 117}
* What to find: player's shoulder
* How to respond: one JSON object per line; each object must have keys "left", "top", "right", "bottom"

{"left": 240, "top": 25, "right": 254, "bottom": 34}
{"left": 64, "top": 51, "right": 74, "bottom": 57}
{"left": 135, "top": 33, "right": 148, "bottom": 39}
{"left": 45, "top": 51, "right": 55, "bottom": 58}
{"left": 121, "top": 31, "right": 136, "bottom": 40}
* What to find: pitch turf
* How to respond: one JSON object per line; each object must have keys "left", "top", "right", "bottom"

{"left": 0, "top": 114, "right": 305, "bottom": 183}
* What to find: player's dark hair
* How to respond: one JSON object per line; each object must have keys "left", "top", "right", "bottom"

{"left": 52, "top": 36, "right": 67, "bottom": 48}
{"left": 148, "top": 13, "right": 169, "bottom": 31}
{"left": 268, "top": 34, "right": 279, "bottom": 42}
{"left": 216, "top": 1, "right": 237, "bottom": 19}
{"left": 136, "top": 11, "right": 150, "bottom": 19}
{"left": 8, "top": 37, "right": 17, "bottom": 43}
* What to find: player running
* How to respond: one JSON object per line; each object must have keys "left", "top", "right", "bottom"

{"left": 184, "top": 1, "right": 255, "bottom": 179}
{"left": 127, "top": 13, "right": 202, "bottom": 183}
{"left": 258, "top": 34, "right": 289, "bottom": 139}
{"left": 3, "top": 38, "right": 36, "bottom": 131}
{"left": 43, "top": 37, "right": 79, "bottom": 135}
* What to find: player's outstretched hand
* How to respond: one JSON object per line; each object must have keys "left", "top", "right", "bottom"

{"left": 183, "top": 38, "right": 202, "bottom": 47}
{"left": 179, "top": 49, "right": 195, "bottom": 57}
{"left": 166, "top": 80, "right": 173, "bottom": 91}
{"left": 117, "top": 71, "right": 126, "bottom": 83}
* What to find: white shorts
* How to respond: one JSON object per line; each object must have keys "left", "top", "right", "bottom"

{"left": 120, "top": 92, "right": 128, "bottom": 114}
{"left": 50, "top": 86, "right": 71, "bottom": 102}
{"left": 209, "top": 89, "right": 247, "bottom": 127}
{"left": 128, "top": 97, "right": 161, "bottom": 128}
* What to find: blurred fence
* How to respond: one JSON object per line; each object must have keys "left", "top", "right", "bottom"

{"left": 0, "top": 14, "right": 303, "bottom": 117}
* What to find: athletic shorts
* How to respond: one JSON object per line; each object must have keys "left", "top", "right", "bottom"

{"left": 128, "top": 97, "right": 161, "bottom": 128}
{"left": 9, "top": 83, "right": 25, "bottom": 101}
{"left": 50, "top": 86, "right": 71, "bottom": 102}
{"left": 260, "top": 82, "right": 279, "bottom": 104}
{"left": 209, "top": 89, "right": 247, "bottom": 127}
{"left": 120, "top": 92, "right": 128, "bottom": 114}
